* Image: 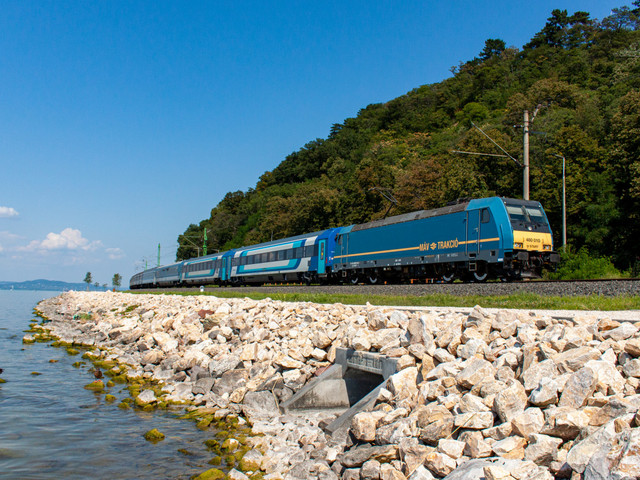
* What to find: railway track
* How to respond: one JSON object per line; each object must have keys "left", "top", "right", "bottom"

{"left": 145, "top": 278, "right": 640, "bottom": 298}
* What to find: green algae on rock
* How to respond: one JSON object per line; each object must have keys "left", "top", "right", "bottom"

{"left": 193, "top": 468, "right": 225, "bottom": 480}
{"left": 143, "top": 428, "right": 165, "bottom": 442}
{"left": 84, "top": 380, "right": 105, "bottom": 392}
{"left": 105, "top": 394, "right": 117, "bottom": 402}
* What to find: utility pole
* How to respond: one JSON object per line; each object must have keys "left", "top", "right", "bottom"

{"left": 157, "top": 243, "right": 161, "bottom": 267}
{"left": 203, "top": 229, "right": 207, "bottom": 256}
{"left": 523, "top": 111, "right": 530, "bottom": 201}
{"left": 553, "top": 154, "right": 567, "bottom": 251}
{"left": 521, "top": 105, "right": 543, "bottom": 202}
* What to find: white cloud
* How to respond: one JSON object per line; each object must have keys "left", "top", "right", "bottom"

{"left": 0, "top": 231, "right": 22, "bottom": 242}
{"left": 20, "top": 228, "right": 103, "bottom": 252}
{"left": 106, "top": 247, "right": 125, "bottom": 260}
{"left": 0, "top": 206, "right": 19, "bottom": 218}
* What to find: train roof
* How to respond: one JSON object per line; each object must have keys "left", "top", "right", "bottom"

{"left": 350, "top": 196, "right": 542, "bottom": 232}
{"left": 351, "top": 201, "right": 470, "bottom": 232}
{"left": 233, "top": 228, "right": 336, "bottom": 252}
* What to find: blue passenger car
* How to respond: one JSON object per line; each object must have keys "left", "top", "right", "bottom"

{"left": 181, "top": 252, "right": 230, "bottom": 286}
{"left": 129, "top": 267, "right": 159, "bottom": 289}
{"left": 226, "top": 228, "right": 341, "bottom": 285}
{"left": 155, "top": 262, "right": 183, "bottom": 287}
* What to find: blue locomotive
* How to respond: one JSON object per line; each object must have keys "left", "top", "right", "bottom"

{"left": 130, "top": 197, "right": 560, "bottom": 288}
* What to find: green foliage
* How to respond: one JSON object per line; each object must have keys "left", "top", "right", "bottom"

{"left": 112, "top": 273, "right": 122, "bottom": 289}
{"left": 548, "top": 247, "right": 626, "bottom": 280}
{"left": 176, "top": 4, "right": 640, "bottom": 270}
{"left": 83, "top": 272, "right": 92, "bottom": 286}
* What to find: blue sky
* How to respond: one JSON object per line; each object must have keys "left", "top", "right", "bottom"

{"left": 0, "top": 1, "right": 626, "bottom": 285}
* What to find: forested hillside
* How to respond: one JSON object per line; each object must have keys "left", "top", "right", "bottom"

{"left": 177, "top": 4, "right": 640, "bottom": 271}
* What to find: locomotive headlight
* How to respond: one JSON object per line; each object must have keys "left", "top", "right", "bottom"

{"left": 514, "top": 242, "right": 524, "bottom": 249}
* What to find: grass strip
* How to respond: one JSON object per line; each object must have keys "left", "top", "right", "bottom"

{"left": 133, "top": 290, "right": 640, "bottom": 311}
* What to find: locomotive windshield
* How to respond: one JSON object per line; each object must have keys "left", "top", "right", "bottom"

{"left": 506, "top": 203, "right": 551, "bottom": 232}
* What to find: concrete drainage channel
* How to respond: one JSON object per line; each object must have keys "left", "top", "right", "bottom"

{"left": 281, "top": 348, "right": 398, "bottom": 438}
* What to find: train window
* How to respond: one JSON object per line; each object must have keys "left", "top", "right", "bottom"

{"left": 506, "top": 205, "right": 527, "bottom": 223}
{"left": 481, "top": 209, "right": 491, "bottom": 224}
{"left": 277, "top": 250, "right": 284, "bottom": 261}
{"left": 293, "top": 247, "right": 302, "bottom": 259}
{"left": 304, "top": 245, "right": 314, "bottom": 257}
{"left": 526, "top": 207, "right": 545, "bottom": 223}
{"left": 268, "top": 252, "right": 276, "bottom": 262}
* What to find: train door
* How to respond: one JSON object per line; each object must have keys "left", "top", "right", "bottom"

{"left": 222, "top": 257, "right": 229, "bottom": 281}
{"left": 318, "top": 240, "right": 326, "bottom": 274}
{"left": 466, "top": 209, "right": 480, "bottom": 255}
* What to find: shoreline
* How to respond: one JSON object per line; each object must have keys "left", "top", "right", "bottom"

{"left": 34, "top": 291, "right": 640, "bottom": 480}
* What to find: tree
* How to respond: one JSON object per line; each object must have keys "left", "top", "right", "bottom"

{"left": 479, "top": 39, "right": 506, "bottom": 61}
{"left": 169, "top": 7, "right": 640, "bottom": 272}
{"left": 525, "top": 9, "right": 594, "bottom": 49}
{"left": 83, "top": 272, "right": 92, "bottom": 291}
{"left": 112, "top": 273, "right": 122, "bottom": 290}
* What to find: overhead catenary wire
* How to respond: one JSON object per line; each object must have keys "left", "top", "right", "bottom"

{"left": 451, "top": 150, "right": 510, "bottom": 158}
{"left": 470, "top": 122, "right": 522, "bottom": 167}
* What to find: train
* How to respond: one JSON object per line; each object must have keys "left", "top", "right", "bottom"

{"left": 130, "top": 196, "right": 560, "bottom": 289}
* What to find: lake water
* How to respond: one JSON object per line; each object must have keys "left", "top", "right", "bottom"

{"left": 0, "top": 290, "right": 222, "bottom": 480}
